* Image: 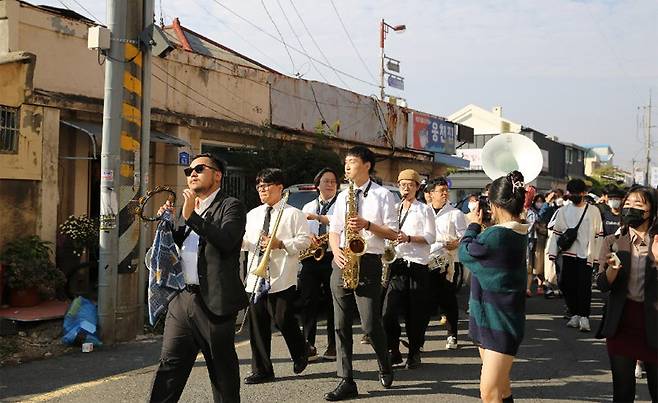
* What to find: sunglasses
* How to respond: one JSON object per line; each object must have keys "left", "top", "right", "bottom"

{"left": 184, "top": 164, "right": 217, "bottom": 177}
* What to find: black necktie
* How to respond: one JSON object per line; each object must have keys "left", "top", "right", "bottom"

{"left": 260, "top": 206, "right": 273, "bottom": 256}
{"left": 355, "top": 189, "right": 362, "bottom": 215}
{"left": 318, "top": 200, "right": 328, "bottom": 235}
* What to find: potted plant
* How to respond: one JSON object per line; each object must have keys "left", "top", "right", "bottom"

{"left": 58, "top": 215, "right": 99, "bottom": 258}
{"left": 57, "top": 215, "right": 99, "bottom": 296}
{"left": 0, "top": 236, "right": 66, "bottom": 307}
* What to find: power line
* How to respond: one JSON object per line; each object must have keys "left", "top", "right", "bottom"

{"left": 260, "top": 0, "right": 296, "bottom": 74}
{"left": 288, "top": 0, "right": 353, "bottom": 91}
{"left": 207, "top": 0, "right": 379, "bottom": 88}
{"left": 192, "top": 0, "right": 286, "bottom": 72}
{"left": 328, "top": 0, "right": 377, "bottom": 83}
{"left": 152, "top": 65, "right": 256, "bottom": 123}
{"left": 69, "top": 0, "right": 102, "bottom": 23}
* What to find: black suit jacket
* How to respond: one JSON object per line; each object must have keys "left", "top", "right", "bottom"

{"left": 596, "top": 232, "right": 657, "bottom": 349}
{"left": 173, "top": 189, "right": 249, "bottom": 317}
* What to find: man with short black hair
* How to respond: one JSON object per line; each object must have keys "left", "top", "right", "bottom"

{"left": 150, "top": 153, "right": 247, "bottom": 403}
{"left": 325, "top": 145, "right": 398, "bottom": 401}
{"left": 242, "top": 168, "right": 311, "bottom": 384}
{"left": 548, "top": 178, "right": 603, "bottom": 332}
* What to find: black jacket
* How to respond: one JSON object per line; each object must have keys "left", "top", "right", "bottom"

{"left": 173, "top": 190, "right": 249, "bottom": 317}
{"left": 596, "top": 232, "right": 657, "bottom": 349}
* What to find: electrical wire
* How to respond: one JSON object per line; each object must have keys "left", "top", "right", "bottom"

{"left": 289, "top": 0, "right": 353, "bottom": 91}
{"left": 208, "top": 0, "right": 379, "bottom": 88}
{"left": 69, "top": 0, "right": 102, "bottom": 23}
{"left": 153, "top": 65, "right": 257, "bottom": 123}
{"left": 260, "top": 0, "right": 296, "bottom": 74}
{"left": 328, "top": 0, "right": 377, "bottom": 83}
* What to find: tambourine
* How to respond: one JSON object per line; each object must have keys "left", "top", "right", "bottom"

{"left": 135, "top": 186, "right": 176, "bottom": 221}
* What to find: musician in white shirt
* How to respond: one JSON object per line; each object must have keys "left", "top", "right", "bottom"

{"left": 428, "top": 177, "right": 468, "bottom": 350}
{"left": 242, "top": 168, "right": 311, "bottom": 385}
{"left": 324, "top": 146, "right": 398, "bottom": 401}
{"left": 382, "top": 169, "right": 436, "bottom": 370}
{"left": 300, "top": 168, "right": 339, "bottom": 361}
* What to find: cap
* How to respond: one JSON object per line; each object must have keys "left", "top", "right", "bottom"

{"left": 398, "top": 169, "right": 420, "bottom": 184}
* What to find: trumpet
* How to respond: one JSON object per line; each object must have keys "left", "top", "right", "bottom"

{"left": 299, "top": 233, "right": 329, "bottom": 261}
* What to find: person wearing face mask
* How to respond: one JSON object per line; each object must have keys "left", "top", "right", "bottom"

{"left": 595, "top": 185, "right": 658, "bottom": 403}
{"left": 465, "top": 194, "right": 481, "bottom": 223}
{"left": 600, "top": 187, "right": 625, "bottom": 236}
{"left": 526, "top": 194, "right": 548, "bottom": 296}
{"left": 548, "top": 179, "right": 604, "bottom": 332}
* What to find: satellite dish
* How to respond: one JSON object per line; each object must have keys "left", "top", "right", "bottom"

{"left": 481, "top": 133, "right": 543, "bottom": 183}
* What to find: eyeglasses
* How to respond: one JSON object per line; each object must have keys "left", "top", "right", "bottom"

{"left": 184, "top": 164, "right": 216, "bottom": 177}
{"left": 256, "top": 183, "right": 276, "bottom": 192}
{"left": 398, "top": 183, "right": 416, "bottom": 189}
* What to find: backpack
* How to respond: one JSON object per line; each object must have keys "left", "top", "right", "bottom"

{"left": 556, "top": 204, "right": 589, "bottom": 252}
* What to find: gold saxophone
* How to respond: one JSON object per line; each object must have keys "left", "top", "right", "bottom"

{"left": 299, "top": 233, "right": 329, "bottom": 261}
{"left": 380, "top": 239, "right": 398, "bottom": 286}
{"left": 251, "top": 192, "right": 289, "bottom": 278}
{"left": 342, "top": 180, "right": 366, "bottom": 289}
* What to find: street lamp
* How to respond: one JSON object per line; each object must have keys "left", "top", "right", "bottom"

{"left": 380, "top": 19, "right": 406, "bottom": 100}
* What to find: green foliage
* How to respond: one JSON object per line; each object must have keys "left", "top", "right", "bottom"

{"left": 589, "top": 165, "right": 625, "bottom": 195}
{"left": 1, "top": 236, "right": 65, "bottom": 290}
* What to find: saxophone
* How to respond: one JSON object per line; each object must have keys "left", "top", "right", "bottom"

{"left": 299, "top": 233, "right": 329, "bottom": 261}
{"left": 342, "top": 180, "right": 366, "bottom": 289}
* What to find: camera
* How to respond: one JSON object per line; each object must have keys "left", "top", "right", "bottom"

{"left": 478, "top": 195, "right": 492, "bottom": 224}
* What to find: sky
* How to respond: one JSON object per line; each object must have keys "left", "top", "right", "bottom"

{"left": 42, "top": 0, "right": 658, "bottom": 172}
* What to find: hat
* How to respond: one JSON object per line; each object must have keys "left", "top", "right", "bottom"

{"left": 398, "top": 169, "right": 420, "bottom": 184}
{"left": 607, "top": 188, "right": 625, "bottom": 198}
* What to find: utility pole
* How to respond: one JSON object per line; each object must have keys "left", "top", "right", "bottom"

{"left": 99, "top": 0, "right": 153, "bottom": 344}
{"left": 645, "top": 91, "right": 652, "bottom": 186}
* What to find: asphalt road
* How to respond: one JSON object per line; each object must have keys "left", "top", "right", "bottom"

{"left": 0, "top": 289, "right": 654, "bottom": 402}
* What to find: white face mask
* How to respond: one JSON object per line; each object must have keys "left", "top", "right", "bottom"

{"left": 607, "top": 199, "right": 621, "bottom": 210}
{"left": 555, "top": 198, "right": 564, "bottom": 207}
{"left": 467, "top": 201, "right": 478, "bottom": 212}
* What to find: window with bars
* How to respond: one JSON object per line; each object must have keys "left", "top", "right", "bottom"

{"left": 0, "top": 105, "right": 19, "bottom": 154}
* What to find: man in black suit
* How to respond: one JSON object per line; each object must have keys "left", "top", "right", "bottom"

{"left": 149, "top": 153, "right": 248, "bottom": 403}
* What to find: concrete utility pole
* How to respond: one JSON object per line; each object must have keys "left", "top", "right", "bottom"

{"left": 99, "top": 0, "right": 153, "bottom": 344}
{"left": 645, "top": 91, "right": 652, "bottom": 186}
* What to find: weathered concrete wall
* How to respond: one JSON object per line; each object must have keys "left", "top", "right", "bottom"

{"left": 0, "top": 52, "right": 34, "bottom": 106}
{"left": 0, "top": 0, "right": 20, "bottom": 52}
{"left": 270, "top": 76, "right": 407, "bottom": 149}
{"left": 0, "top": 105, "right": 43, "bottom": 180}
{"left": 0, "top": 179, "right": 38, "bottom": 250}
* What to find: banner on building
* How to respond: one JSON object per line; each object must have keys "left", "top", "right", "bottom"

{"left": 408, "top": 112, "right": 456, "bottom": 155}
{"left": 651, "top": 166, "right": 658, "bottom": 188}
{"left": 456, "top": 148, "right": 483, "bottom": 170}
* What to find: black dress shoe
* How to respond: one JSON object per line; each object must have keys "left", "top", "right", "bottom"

{"left": 293, "top": 353, "right": 309, "bottom": 374}
{"left": 389, "top": 349, "right": 403, "bottom": 366}
{"left": 379, "top": 371, "right": 393, "bottom": 388}
{"left": 244, "top": 372, "right": 275, "bottom": 384}
{"left": 406, "top": 352, "right": 421, "bottom": 369}
{"left": 324, "top": 378, "right": 358, "bottom": 401}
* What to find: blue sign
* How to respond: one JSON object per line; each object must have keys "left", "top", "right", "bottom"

{"left": 179, "top": 151, "right": 190, "bottom": 166}
{"left": 411, "top": 112, "right": 456, "bottom": 155}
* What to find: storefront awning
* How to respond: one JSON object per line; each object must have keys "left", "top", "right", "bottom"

{"left": 433, "top": 153, "right": 471, "bottom": 169}
{"left": 60, "top": 120, "right": 191, "bottom": 160}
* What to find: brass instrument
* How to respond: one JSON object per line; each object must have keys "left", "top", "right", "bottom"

{"left": 380, "top": 239, "right": 398, "bottom": 287}
{"left": 342, "top": 180, "right": 366, "bottom": 289}
{"left": 252, "top": 191, "right": 290, "bottom": 278}
{"left": 428, "top": 253, "right": 452, "bottom": 272}
{"left": 299, "top": 233, "right": 329, "bottom": 261}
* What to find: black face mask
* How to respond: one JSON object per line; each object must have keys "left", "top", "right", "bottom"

{"left": 570, "top": 195, "right": 583, "bottom": 204}
{"left": 621, "top": 207, "right": 648, "bottom": 228}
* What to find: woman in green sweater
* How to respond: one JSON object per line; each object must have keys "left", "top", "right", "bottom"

{"left": 459, "top": 171, "right": 529, "bottom": 403}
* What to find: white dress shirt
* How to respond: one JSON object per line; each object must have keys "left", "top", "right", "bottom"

{"left": 430, "top": 203, "right": 468, "bottom": 263}
{"left": 329, "top": 180, "right": 397, "bottom": 255}
{"left": 180, "top": 187, "right": 221, "bottom": 285}
{"left": 395, "top": 200, "right": 436, "bottom": 265}
{"left": 243, "top": 199, "right": 311, "bottom": 294}
{"left": 302, "top": 194, "right": 337, "bottom": 251}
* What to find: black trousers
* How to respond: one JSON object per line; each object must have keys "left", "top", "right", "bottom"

{"left": 248, "top": 285, "right": 306, "bottom": 375}
{"left": 299, "top": 252, "right": 335, "bottom": 349}
{"left": 429, "top": 265, "right": 460, "bottom": 338}
{"left": 382, "top": 260, "right": 431, "bottom": 354}
{"left": 150, "top": 290, "right": 240, "bottom": 403}
{"left": 609, "top": 354, "right": 658, "bottom": 402}
{"left": 331, "top": 254, "right": 391, "bottom": 379}
{"left": 558, "top": 256, "right": 592, "bottom": 317}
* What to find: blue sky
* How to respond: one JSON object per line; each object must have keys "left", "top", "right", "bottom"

{"left": 42, "top": 0, "right": 658, "bottom": 171}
